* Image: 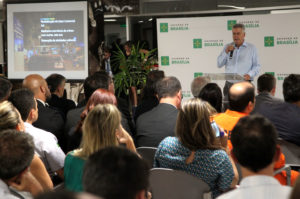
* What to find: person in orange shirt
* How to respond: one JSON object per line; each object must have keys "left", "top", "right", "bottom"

{"left": 214, "top": 81, "right": 255, "bottom": 149}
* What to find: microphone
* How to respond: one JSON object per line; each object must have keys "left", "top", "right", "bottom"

{"left": 229, "top": 48, "right": 234, "bottom": 59}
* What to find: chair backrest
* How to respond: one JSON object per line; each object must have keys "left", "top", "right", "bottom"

{"left": 137, "top": 147, "right": 157, "bottom": 168}
{"left": 149, "top": 168, "right": 211, "bottom": 199}
{"left": 278, "top": 139, "right": 300, "bottom": 166}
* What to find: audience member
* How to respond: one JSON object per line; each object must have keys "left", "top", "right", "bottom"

{"left": 64, "top": 104, "right": 135, "bottom": 192}
{"left": 83, "top": 147, "right": 149, "bottom": 199}
{"left": 35, "top": 190, "right": 103, "bottom": 199}
{"left": 198, "top": 83, "right": 223, "bottom": 113}
{"left": 134, "top": 70, "right": 165, "bottom": 122}
{"left": 0, "top": 77, "right": 12, "bottom": 102}
{"left": 8, "top": 88, "right": 65, "bottom": 180}
{"left": 0, "top": 129, "right": 43, "bottom": 198}
{"left": 251, "top": 73, "right": 282, "bottom": 113}
{"left": 65, "top": 71, "right": 134, "bottom": 139}
{"left": 136, "top": 76, "right": 182, "bottom": 147}
{"left": 254, "top": 74, "right": 300, "bottom": 146}
{"left": 67, "top": 89, "right": 118, "bottom": 151}
{"left": 46, "top": 73, "right": 76, "bottom": 118}
{"left": 214, "top": 81, "right": 255, "bottom": 148}
{"left": 217, "top": 115, "right": 291, "bottom": 199}
{"left": 0, "top": 101, "right": 53, "bottom": 190}
{"left": 191, "top": 76, "right": 210, "bottom": 97}
{"left": 22, "top": 74, "right": 65, "bottom": 150}
{"left": 154, "top": 98, "right": 238, "bottom": 198}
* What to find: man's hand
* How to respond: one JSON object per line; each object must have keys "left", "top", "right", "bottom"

{"left": 8, "top": 170, "right": 43, "bottom": 196}
{"left": 226, "top": 45, "right": 235, "bottom": 54}
{"left": 244, "top": 74, "right": 251, "bottom": 81}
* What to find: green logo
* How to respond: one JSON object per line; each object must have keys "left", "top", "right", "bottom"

{"left": 264, "top": 36, "right": 274, "bottom": 47}
{"left": 193, "top": 39, "right": 202, "bottom": 48}
{"left": 161, "top": 56, "right": 169, "bottom": 66}
{"left": 227, "top": 20, "right": 237, "bottom": 30}
{"left": 160, "top": 23, "right": 168, "bottom": 32}
{"left": 265, "top": 72, "right": 275, "bottom": 76}
{"left": 194, "top": 72, "right": 203, "bottom": 78}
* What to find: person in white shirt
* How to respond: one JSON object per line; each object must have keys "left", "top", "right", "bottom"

{"left": 9, "top": 88, "right": 65, "bottom": 180}
{"left": 217, "top": 115, "right": 291, "bottom": 199}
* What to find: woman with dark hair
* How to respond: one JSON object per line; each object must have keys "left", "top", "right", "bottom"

{"left": 154, "top": 98, "right": 238, "bottom": 198}
{"left": 198, "top": 83, "right": 223, "bottom": 113}
{"left": 134, "top": 70, "right": 165, "bottom": 122}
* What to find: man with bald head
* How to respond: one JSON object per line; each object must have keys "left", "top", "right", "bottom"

{"left": 214, "top": 81, "right": 255, "bottom": 148}
{"left": 23, "top": 74, "right": 65, "bottom": 151}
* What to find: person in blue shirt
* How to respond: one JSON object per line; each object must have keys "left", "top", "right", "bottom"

{"left": 217, "top": 23, "right": 260, "bottom": 103}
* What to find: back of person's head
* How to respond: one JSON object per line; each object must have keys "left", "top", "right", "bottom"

{"left": 229, "top": 81, "right": 255, "bottom": 112}
{"left": 156, "top": 76, "right": 181, "bottom": 100}
{"left": 283, "top": 74, "right": 300, "bottom": 103}
{"left": 35, "top": 191, "right": 103, "bottom": 199}
{"left": 0, "top": 129, "right": 34, "bottom": 180}
{"left": 198, "top": 83, "right": 222, "bottom": 113}
{"left": 83, "top": 147, "right": 149, "bottom": 199}
{"left": 231, "top": 115, "right": 278, "bottom": 172}
{"left": 257, "top": 74, "right": 276, "bottom": 93}
{"left": 83, "top": 72, "right": 110, "bottom": 100}
{"left": 8, "top": 88, "right": 36, "bottom": 122}
{"left": 142, "top": 70, "right": 165, "bottom": 99}
{"left": 0, "top": 77, "right": 12, "bottom": 102}
{"left": 79, "top": 104, "right": 120, "bottom": 158}
{"left": 191, "top": 76, "right": 210, "bottom": 97}
{"left": 176, "top": 98, "right": 219, "bottom": 151}
{"left": 0, "top": 101, "right": 21, "bottom": 131}
{"left": 46, "top": 73, "right": 66, "bottom": 93}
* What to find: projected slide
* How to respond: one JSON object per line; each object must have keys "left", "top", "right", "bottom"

{"left": 7, "top": 2, "right": 88, "bottom": 80}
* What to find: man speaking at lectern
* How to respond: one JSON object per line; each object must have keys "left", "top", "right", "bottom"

{"left": 217, "top": 23, "right": 260, "bottom": 100}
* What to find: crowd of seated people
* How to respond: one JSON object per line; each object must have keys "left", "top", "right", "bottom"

{"left": 0, "top": 70, "right": 299, "bottom": 199}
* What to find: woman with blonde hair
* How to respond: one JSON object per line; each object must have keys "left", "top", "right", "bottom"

{"left": 64, "top": 103, "right": 135, "bottom": 192}
{"left": 154, "top": 98, "right": 238, "bottom": 198}
{"left": 0, "top": 101, "right": 53, "bottom": 191}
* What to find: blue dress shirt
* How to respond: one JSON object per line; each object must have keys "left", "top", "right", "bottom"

{"left": 217, "top": 42, "right": 260, "bottom": 81}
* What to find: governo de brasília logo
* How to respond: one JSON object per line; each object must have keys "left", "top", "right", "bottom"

{"left": 160, "top": 23, "right": 168, "bottom": 32}
{"left": 193, "top": 39, "right": 202, "bottom": 48}
{"left": 264, "top": 36, "right": 274, "bottom": 47}
{"left": 227, "top": 20, "right": 237, "bottom": 30}
{"left": 161, "top": 56, "right": 169, "bottom": 66}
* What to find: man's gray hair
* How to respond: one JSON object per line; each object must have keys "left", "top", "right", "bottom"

{"left": 191, "top": 76, "right": 210, "bottom": 97}
{"left": 233, "top": 23, "right": 245, "bottom": 31}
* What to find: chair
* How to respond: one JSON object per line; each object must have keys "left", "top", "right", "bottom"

{"left": 278, "top": 139, "right": 300, "bottom": 167}
{"left": 149, "top": 168, "right": 211, "bottom": 199}
{"left": 136, "top": 147, "right": 157, "bottom": 168}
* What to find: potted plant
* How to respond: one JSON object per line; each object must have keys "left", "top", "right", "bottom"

{"left": 112, "top": 43, "right": 157, "bottom": 102}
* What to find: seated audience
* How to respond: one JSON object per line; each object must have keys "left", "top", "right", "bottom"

{"left": 214, "top": 81, "right": 255, "bottom": 145}
{"left": 251, "top": 73, "right": 282, "bottom": 113}
{"left": 0, "top": 129, "right": 43, "bottom": 198}
{"left": 0, "top": 101, "right": 53, "bottom": 190}
{"left": 64, "top": 104, "right": 135, "bottom": 192}
{"left": 83, "top": 147, "right": 149, "bottom": 199}
{"left": 198, "top": 83, "right": 223, "bottom": 113}
{"left": 23, "top": 74, "right": 65, "bottom": 151}
{"left": 35, "top": 190, "right": 103, "bottom": 199}
{"left": 134, "top": 70, "right": 165, "bottom": 122}
{"left": 0, "top": 77, "right": 12, "bottom": 102}
{"left": 190, "top": 76, "right": 210, "bottom": 97}
{"left": 154, "top": 98, "right": 238, "bottom": 198}
{"left": 136, "top": 76, "right": 182, "bottom": 147}
{"left": 9, "top": 88, "right": 65, "bottom": 180}
{"left": 217, "top": 115, "right": 291, "bottom": 199}
{"left": 254, "top": 74, "right": 300, "bottom": 146}
{"left": 46, "top": 73, "right": 76, "bottom": 118}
